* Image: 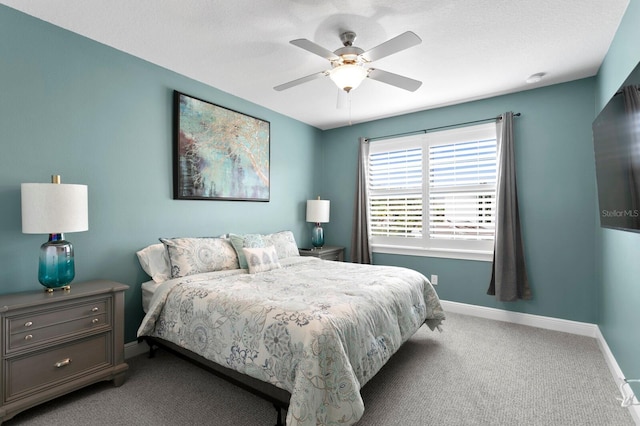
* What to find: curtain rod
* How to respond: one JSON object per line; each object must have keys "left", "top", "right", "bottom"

{"left": 365, "top": 112, "right": 521, "bottom": 143}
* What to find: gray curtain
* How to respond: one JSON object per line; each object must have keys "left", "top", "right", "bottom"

{"left": 623, "top": 84, "right": 640, "bottom": 110}
{"left": 350, "top": 137, "right": 372, "bottom": 264}
{"left": 487, "top": 112, "right": 532, "bottom": 301}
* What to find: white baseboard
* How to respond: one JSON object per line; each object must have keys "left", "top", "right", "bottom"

{"left": 595, "top": 327, "right": 640, "bottom": 425}
{"left": 439, "top": 300, "right": 598, "bottom": 337}
{"left": 440, "top": 300, "right": 640, "bottom": 424}
{"left": 124, "top": 340, "right": 149, "bottom": 359}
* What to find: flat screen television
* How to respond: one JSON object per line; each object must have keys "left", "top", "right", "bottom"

{"left": 592, "top": 61, "right": 640, "bottom": 232}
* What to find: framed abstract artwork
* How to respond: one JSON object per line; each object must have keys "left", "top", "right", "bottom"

{"left": 172, "top": 91, "right": 270, "bottom": 201}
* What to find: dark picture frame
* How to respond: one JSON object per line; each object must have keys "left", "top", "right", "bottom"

{"left": 172, "top": 91, "right": 270, "bottom": 201}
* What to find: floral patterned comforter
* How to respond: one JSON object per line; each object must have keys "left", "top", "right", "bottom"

{"left": 137, "top": 256, "right": 445, "bottom": 426}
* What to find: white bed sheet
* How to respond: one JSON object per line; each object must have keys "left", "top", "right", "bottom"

{"left": 141, "top": 279, "right": 160, "bottom": 313}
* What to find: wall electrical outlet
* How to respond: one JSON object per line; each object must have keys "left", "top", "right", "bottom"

{"left": 430, "top": 274, "right": 438, "bottom": 285}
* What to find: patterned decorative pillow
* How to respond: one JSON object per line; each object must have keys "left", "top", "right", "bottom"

{"left": 160, "top": 237, "right": 240, "bottom": 278}
{"left": 242, "top": 245, "right": 281, "bottom": 274}
{"left": 262, "top": 230, "right": 300, "bottom": 259}
{"left": 229, "top": 233, "right": 265, "bottom": 269}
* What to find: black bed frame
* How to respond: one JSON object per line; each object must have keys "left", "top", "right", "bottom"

{"left": 140, "top": 336, "right": 290, "bottom": 426}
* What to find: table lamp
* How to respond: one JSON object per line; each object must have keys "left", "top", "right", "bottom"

{"left": 21, "top": 175, "right": 88, "bottom": 291}
{"left": 306, "top": 197, "right": 330, "bottom": 248}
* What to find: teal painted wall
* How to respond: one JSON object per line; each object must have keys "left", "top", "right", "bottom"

{"left": 321, "top": 78, "right": 599, "bottom": 323}
{"left": 594, "top": 0, "right": 640, "bottom": 392}
{"left": 0, "top": 6, "right": 322, "bottom": 342}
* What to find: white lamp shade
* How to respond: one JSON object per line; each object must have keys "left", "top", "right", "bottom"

{"left": 21, "top": 183, "right": 89, "bottom": 234}
{"left": 306, "top": 199, "right": 330, "bottom": 223}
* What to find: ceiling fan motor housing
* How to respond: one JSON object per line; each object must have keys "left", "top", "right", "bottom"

{"left": 334, "top": 31, "right": 366, "bottom": 65}
{"left": 332, "top": 48, "right": 365, "bottom": 66}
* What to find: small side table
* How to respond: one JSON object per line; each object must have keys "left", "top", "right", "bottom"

{"left": 0, "top": 280, "right": 129, "bottom": 424}
{"left": 299, "top": 246, "right": 345, "bottom": 262}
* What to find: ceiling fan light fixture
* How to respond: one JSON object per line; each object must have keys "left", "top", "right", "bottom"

{"left": 329, "top": 64, "right": 368, "bottom": 92}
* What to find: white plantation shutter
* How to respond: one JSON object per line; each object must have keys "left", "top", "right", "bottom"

{"left": 428, "top": 190, "right": 496, "bottom": 240}
{"left": 369, "top": 147, "right": 423, "bottom": 238}
{"left": 428, "top": 138, "right": 496, "bottom": 240}
{"left": 367, "top": 123, "right": 497, "bottom": 257}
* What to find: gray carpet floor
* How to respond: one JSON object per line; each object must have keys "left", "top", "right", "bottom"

{"left": 4, "top": 312, "right": 634, "bottom": 425}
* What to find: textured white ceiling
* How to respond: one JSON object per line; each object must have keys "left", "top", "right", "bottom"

{"left": 1, "top": 0, "right": 629, "bottom": 129}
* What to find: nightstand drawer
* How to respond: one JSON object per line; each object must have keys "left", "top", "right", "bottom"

{"left": 9, "top": 313, "right": 108, "bottom": 351}
{"left": 299, "top": 246, "right": 345, "bottom": 262}
{"left": 321, "top": 251, "right": 343, "bottom": 261}
{"left": 5, "top": 333, "right": 111, "bottom": 402}
{"left": 7, "top": 298, "right": 111, "bottom": 352}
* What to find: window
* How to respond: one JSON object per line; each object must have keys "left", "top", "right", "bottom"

{"left": 367, "top": 123, "right": 497, "bottom": 261}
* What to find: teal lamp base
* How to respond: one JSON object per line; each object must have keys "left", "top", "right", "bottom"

{"left": 39, "top": 233, "right": 75, "bottom": 292}
{"left": 311, "top": 223, "right": 324, "bottom": 248}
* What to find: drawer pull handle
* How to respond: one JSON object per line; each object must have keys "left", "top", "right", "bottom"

{"left": 91, "top": 307, "right": 99, "bottom": 312}
{"left": 24, "top": 321, "right": 33, "bottom": 327}
{"left": 92, "top": 318, "right": 100, "bottom": 324}
{"left": 24, "top": 334, "right": 33, "bottom": 340}
{"left": 54, "top": 358, "right": 72, "bottom": 368}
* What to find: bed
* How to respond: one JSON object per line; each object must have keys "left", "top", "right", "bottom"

{"left": 136, "top": 232, "right": 445, "bottom": 426}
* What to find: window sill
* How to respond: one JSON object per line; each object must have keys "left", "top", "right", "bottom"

{"left": 371, "top": 244, "right": 493, "bottom": 262}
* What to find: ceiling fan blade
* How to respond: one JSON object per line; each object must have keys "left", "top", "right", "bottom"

{"left": 361, "top": 31, "right": 422, "bottom": 62}
{"left": 274, "top": 71, "right": 328, "bottom": 91}
{"left": 290, "top": 39, "right": 339, "bottom": 61}
{"left": 368, "top": 68, "right": 422, "bottom": 92}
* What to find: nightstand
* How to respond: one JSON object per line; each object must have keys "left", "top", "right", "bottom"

{"left": 0, "top": 280, "right": 129, "bottom": 424}
{"left": 299, "top": 246, "right": 345, "bottom": 262}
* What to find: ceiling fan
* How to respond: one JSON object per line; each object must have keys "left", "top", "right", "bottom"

{"left": 274, "top": 30, "right": 423, "bottom": 94}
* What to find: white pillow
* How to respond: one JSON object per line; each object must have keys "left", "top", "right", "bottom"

{"left": 136, "top": 243, "right": 171, "bottom": 283}
{"left": 242, "top": 245, "right": 281, "bottom": 274}
{"left": 262, "top": 230, "right": 300, "bottom": 259}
